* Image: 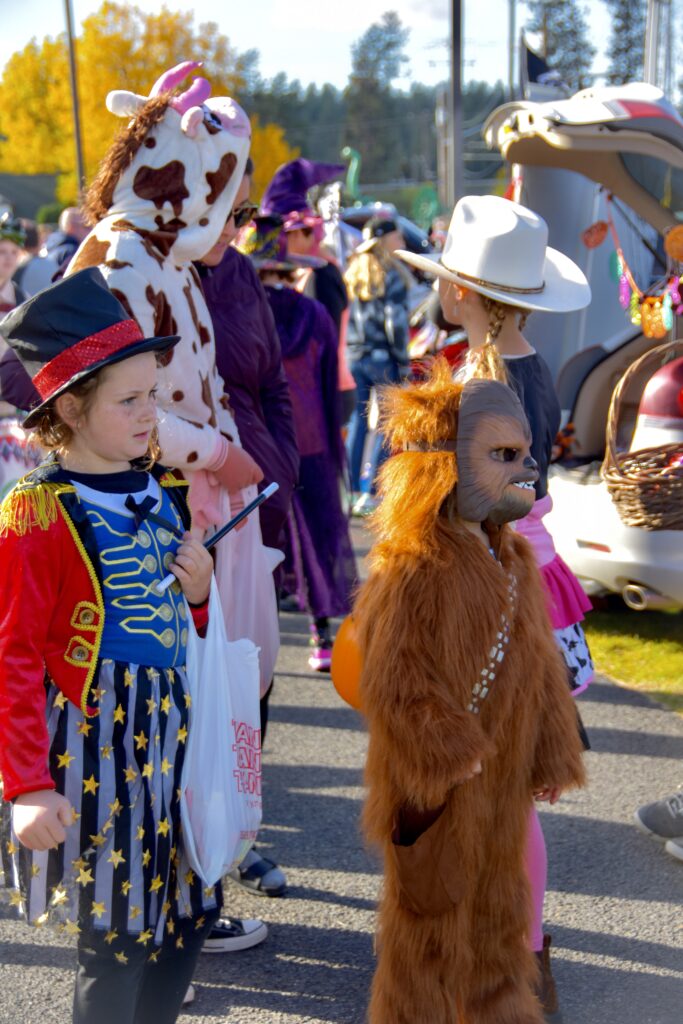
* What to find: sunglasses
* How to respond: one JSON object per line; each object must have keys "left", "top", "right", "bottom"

{"left": 230, "top": 203, "right": 258, "bottom": 229}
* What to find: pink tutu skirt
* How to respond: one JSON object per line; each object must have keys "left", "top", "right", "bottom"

{"left": 516, "top": 495, "right": 593, "bottom": 694}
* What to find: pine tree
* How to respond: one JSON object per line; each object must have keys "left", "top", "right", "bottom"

{"left": 604, "top": 0, "right": 646, "bottom": 84}
{"left": 343, "top": 11, "right": 410, "bottom": 181}
{"left": 526, "top": 0, "right": 597, "bottom": 92}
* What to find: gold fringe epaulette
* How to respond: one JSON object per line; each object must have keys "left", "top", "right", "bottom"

{"left": 0, "top": 480, "right": 73, "bottom": 537}
{"left": 159, "top": 470, "right": 188, "bottom": 487}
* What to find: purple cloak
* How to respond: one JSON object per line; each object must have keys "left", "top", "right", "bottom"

{"left": 198, "top": 249, "right": 300, "bottom": 552}
{"left": 265, "top": 285, "right": 357, "bottom": 619}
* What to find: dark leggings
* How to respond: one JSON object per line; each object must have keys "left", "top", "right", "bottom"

{"left": 260, "top": 678, "right": 273, "bottom": 743}
{"left": 73, "top": 909, "right": 218, "bottom": 1024}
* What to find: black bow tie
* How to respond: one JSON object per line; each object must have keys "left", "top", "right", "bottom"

{"left": 124, "top": 494, "right": 183, "bottom": 539}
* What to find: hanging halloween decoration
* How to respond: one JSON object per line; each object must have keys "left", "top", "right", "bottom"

{"left": 582, "top": 195, "right": 683, "bottom": 338}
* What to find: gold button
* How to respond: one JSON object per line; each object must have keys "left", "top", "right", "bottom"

{"left": 163, "top": 552, "right": 174, "bottom": 570}
{"left": 180, "top": 628, "right": 188, "bottom": 646}
{"left": 178, "top": 603, "right": 187, "bottom": 621}
{"left": 137, "top": 531, "right": 152, "bottom": 549}
{"left": 79, "top": 609, "right": 95, "bottom": 625}
{"left": 160, "top": 628, "right": 176, "bottom": 648}
{"left": 73, "top": 645, "right": 89, "bottom": 662}
{"left": 159, "top": 604, "right": 173, "bottom": 622}
{"left": 170, "top": 581, "right": 181, "bottom": 596}
{"left": 143, "top": 555, "right": 158, "bottom": 573}
{"left": 157, "top": 528, "right": 172, "bottom": 546}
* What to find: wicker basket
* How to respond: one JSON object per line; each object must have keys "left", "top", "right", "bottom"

{"left": 601, "top": 340, "right": 683, "bottom": 531}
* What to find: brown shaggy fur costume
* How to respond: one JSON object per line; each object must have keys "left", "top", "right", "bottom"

{"left": 354, "top": 362, "right": 586, "bottom": 1024}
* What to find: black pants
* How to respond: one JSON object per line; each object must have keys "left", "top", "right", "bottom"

{"left": 260, "top": 677, "right": 273, "bottom": 742}
{"left": 73, "top": 909, "right": 219, "bottom": 1024}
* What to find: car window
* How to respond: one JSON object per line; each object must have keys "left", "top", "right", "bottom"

{"left": 620, "top": 152, "right": 683, "bottom": 220}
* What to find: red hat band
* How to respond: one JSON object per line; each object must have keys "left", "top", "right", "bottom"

{"left": 32, "top": 319, "right": 144, "bottom": 401}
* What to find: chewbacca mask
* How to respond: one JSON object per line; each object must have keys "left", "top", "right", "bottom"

{"left": 456, "top": 379, "right": 538, "bottom": 524}
{"left": 354, "top": 360, "right": 585, "bottom": 1024}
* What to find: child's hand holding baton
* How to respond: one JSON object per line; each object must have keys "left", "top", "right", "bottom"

{"left": 155, "top": 482, "right": 279, "bottom": 595}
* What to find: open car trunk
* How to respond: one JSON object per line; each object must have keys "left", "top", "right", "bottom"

{"left": 484, "top": 83, "right": 683, "bottom": 461}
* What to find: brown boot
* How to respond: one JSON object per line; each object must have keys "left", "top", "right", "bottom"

{"left": 534, "top": 933, "right": 562, "bottom": 1020}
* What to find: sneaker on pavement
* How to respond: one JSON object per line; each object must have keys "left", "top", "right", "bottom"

{"left": 308, "top": 625, "right": 332, "bottom": 673}
{"left": 229, "top": 846, "right": 287, "bottom": 897}
{"left": 182, "top": 983, "right": 195, "bottom": 1006}
{"left": 634, "top": 791, "right": 683, "bottom": 842}
{"left": 665, "top": 837, "right": 683, "bottom": 863}
{"left": 202, "top": 917, "right": 268, "bottom": 953}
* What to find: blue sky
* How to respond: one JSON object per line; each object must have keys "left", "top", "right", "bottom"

{"left": 1, "top": 0, "right": 612, "bottom": 90}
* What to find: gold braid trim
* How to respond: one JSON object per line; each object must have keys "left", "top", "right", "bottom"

{"left": 159, "top": 471, "right": 188, "bottom": 488}
{"left": 0, "top": 482, "right": 76, "bottom": 538}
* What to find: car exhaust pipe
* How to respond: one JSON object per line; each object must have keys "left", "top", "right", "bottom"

{"left": 621, "top": 584, "right": 675, "bottom": 612}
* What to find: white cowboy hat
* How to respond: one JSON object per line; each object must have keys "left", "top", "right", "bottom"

{"left": 396, "top": 195, "right": 591, "bottom": 313}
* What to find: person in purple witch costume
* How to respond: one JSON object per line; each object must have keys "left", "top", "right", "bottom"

{"left": 239, "top": 217, "right": 358, "bottom": 671}
{"left": 260, "top": 159, "right": 358, "bottom": 425}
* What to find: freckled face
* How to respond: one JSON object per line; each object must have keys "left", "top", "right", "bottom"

{"left": 63, "top": 352, "right": 159, "bottom": 473}
{"left": 456, "top": 379, "right": 538, "bottom": 525}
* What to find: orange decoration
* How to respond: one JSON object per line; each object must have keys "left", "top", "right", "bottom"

{"left": 581, "top": 220, "right": 608, "bottom": 249}
{"left": 664, "top": 224, "right": 683, "bottom": 262}
{"left": 330, "top": 614, "right": 363, "bottom": 710}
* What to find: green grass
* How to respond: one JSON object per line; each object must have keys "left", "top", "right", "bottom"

{"left": 584, "top": 602, "right": 683, "bottom": 714}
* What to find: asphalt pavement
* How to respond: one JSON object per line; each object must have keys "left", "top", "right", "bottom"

{"left": 1, "top": 523, "right": 682, "bottom": 1023}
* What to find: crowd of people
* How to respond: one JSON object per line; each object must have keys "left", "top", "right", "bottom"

{"left": 0, "top": 65, "right": 680, "bottom": 1024}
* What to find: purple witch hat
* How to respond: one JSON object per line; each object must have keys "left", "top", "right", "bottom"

{"left": 260, "top": 159, "right": 345, "bottom": 230}
{"left": 237, "top": 216, "right": 325, "bottom": 271}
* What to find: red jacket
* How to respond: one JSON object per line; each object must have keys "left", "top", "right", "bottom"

{"left": 0, "top": 460, "right": 207, "bottom": 801}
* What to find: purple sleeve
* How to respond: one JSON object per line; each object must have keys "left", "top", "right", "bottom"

{"left": 315, "top": 304, "right": 345, "bottom": 473}
{"left": 258, "top": 291, "right": 300, "bottom": 488}
{"left": 0, "top": 348, "right": 41, "bottom": 412}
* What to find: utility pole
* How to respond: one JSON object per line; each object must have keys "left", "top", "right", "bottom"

{"left": 63, "top": 0, "right": 86, "bottom": 191}
{"left": 644, "top": 0, "right": 673, "bottom": 93}
{"left": 450, "top": 0, "right": 464, "bottom": 207}
{"left": 508, "top": 0, "right": 517, "bottom": 99}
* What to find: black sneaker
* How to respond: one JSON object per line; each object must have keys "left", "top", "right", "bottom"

{"left": 201, "top": 917, "right": 268, "bottom": 953}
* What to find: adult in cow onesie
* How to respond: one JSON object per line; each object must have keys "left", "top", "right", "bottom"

{"left": 67, "top": 62, "right": 278, "bottom": 952}
{"left": 353, "top": 360, "right": 586, "bottom": 1024}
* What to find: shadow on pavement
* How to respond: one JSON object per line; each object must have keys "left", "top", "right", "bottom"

{"left": 190, "top": 921, "right": 373, "bottom": 1023}
{"left": 542, "top": 812, "right": 682, "bottom": 903}
{"left": 555, "top": 956, "right": 682, "bottom": 1024}
{"left": 552, "top": 923, "right": 683, "bottom": 974}
{"left": 587, "top": 726, "right": 683, "bottom": 760}
{"left": 268, "top": 702, "right": 365, "bottom": 732}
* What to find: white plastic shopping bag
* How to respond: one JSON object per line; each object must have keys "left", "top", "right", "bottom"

{"left": 180, "top": 577, "right": 262, "bottom": 885}
{"left": 213, "top": 485, "right": 281, "bottom": 696}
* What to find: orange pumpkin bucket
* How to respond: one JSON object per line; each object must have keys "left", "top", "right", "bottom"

{"left": 330, "top": 614, "right": 363, "bottom": 711}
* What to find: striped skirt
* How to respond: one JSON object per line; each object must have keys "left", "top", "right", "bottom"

{"left": 7, "top": 658, "right": 221, "bottom": 954}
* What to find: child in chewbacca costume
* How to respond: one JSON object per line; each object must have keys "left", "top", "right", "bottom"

{"left": 353, "top": 360, "right": 586, "bottom": 1024}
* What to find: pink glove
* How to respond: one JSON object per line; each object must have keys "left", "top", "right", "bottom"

{"left": 209, "top": 437, "right": 264, "bottom": 493}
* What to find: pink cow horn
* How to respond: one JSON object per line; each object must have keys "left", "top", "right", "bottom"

{"left": 150, "top": 61, "right": 202, "bottom": 97}
{"left": 171, "top": 76, "right": 212, "bottom": 114}
{"left": 149, "top": 61, "right": 212, "bottom": 114}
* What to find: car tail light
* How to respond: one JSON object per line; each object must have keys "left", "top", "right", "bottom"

{"left": 577, "top": 540, "right": 612, "bottom": 553}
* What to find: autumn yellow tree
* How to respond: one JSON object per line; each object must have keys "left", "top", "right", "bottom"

{"left": 249, "top": 117, "right": 300, "bottom": 205}
{"left": 0, "top": 1, "right": 297, "bottom": 205}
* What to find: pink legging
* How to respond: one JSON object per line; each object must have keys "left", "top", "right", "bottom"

{"left": 525, "top": 806, "right": 547, "bottom": 952}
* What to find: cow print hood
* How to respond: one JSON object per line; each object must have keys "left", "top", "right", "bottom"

{"left": 99, "top": 63, "right": 250, "bottom": 263}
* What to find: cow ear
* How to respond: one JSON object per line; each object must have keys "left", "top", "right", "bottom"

{"left": 106, "top": 90, "right": 147, "bottom": 118}
{"left": 180, "top": 107, "right": 204, "bottom": 138}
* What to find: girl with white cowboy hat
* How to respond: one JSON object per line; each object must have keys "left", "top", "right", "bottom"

{"left": 397, "top": 194, "right": 593, "bottom": 1023}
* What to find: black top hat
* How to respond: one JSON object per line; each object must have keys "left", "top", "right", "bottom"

{"left": 0, "top": 267, "right": 179, "bottom": 427}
